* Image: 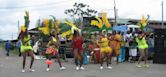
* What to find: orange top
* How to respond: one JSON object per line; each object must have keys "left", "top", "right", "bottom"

{"left": 114, "top": 34, "right": 121, "bottom": 49}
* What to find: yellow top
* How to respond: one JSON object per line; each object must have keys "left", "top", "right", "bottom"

{"left": 114, "top": 34, "right": 121, "bottom": 49}
{"left": 52, "top": 37, "right": 57, "bottom": 42}
{"left": 47, "top": 37, "right": 57, "bottom": 47}
{"left": 136, "top": 37, "right": 148, "bottom": 49}
{"left": 21, "top": 35, "right": 31, "bottom": 46}
{"left": 115, "top": 34, "right": 121, "bottom": 41}
{"left": 99, "top": 37, "right": 109, "bottom": 47}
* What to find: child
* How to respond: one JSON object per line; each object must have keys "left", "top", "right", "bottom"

{"left": 45, "top": 36, "right": 66, "bottom": 71}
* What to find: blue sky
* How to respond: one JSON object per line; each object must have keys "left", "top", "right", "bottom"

{"left": 0, "top": 0, "right": 165, "bottom": 40}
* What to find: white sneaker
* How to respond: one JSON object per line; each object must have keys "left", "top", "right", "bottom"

{"left": 143, "top": 64, "right": 150, "bottom": 68}
{"left": 136, "top": 64, "right": 142, "bottom": 68}
{"left": 76, "top": 66, "right": 79, "bottom": 70}
{"left": 100, "top": 66, "right": 103, "bottom": 70}
{"left": 60, "top": 66, "right": 66, "bottom": 70}
{"left": 80, "top": 67, "right": 85, "bottom": 70}
{"left": 22, "top": 69, "right": 25, "bottom": 73}
{"left": 46, "top": 68, "right": 50, "bottom": 71}
{"left": 107, "top": 66, "right": 112, "bottom": 69}
{"left": 30, "top": 69, "right": 35, "bottom": 72}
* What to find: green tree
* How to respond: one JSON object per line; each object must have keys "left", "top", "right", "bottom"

{"left": 64, "top": 2, "right": 97, "bottom": 27}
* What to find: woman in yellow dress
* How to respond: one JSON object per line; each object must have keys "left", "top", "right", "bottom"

{"left": 136, "top": 32, "right": 149, "bottom": 68}
{"left": 19, "top": 29, "right": 35, "bottom": 73}
{"left": 98, "top": 32, "right": 112, "bottom": 70}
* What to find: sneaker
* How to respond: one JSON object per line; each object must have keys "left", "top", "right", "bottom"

{"left": 100, "top": 66, "right": 103, "bottom": 70}
{"left": 46, "top": 68, "right": 50, "bottom": 71}
{"left": 34, "top": 55, "right": 40, "bottom": 60}
{"left": 60, "top": 66, "right": 66, "bottom": 70}
{"left": 76, "top": 66, "right": 79, "bottom": 70}
{"left": 80, "top": 67, "right": 85, "bottom": 70}
{"left": 107, "top": 66, "right": 112, "bottom": 69}
{"left": 143, "top": 64, "right": 149, "bottom": 68}
{"left": 29, "top": 69, "right": 35, "bottom": 72}
{"left": 136, "top": 64, "right": 142, "bottom": 68}
{"left": 22, "top": 69, "right": 25, "bottom": 73}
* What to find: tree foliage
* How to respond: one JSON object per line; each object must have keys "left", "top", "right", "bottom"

{"left": 64, "top": 2, "right": 97, "bottom": 17}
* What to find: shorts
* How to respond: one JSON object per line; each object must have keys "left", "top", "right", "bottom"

{"left": 129, "top": 49, "right": 137, "bottom": 56}
{"left": 100, "top": 46, "right": 112, "bottom": 53}
{"left": 21, "top": 45, "right": 33, "bottom": 53}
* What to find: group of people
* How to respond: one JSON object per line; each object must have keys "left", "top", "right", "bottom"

{"left": 88, "top": 30, "right": 152, "bottom": 68}
{"left": 5, "top": 27, "right": 152, "bottom": 73}
{"left": 2, "top": 11, "right": 154, "bottom": 73}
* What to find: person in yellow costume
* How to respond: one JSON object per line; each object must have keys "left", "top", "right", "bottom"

{"left": 19, "top": 27, "right": 35, "bottom": 73}
{"left": 112, "top": 31, "right": 122, "bottom": 64}
{"left": 98, "top": 32, "right": 112, "bottom": 70}
{"left": 108, "top": 32, "right": 116, "bottom": 64}
{"left": 136, "top": 31, "right": 149, "bottom": 68}
{"left": 45, "top": 35, "right": 66, "bottom": 71}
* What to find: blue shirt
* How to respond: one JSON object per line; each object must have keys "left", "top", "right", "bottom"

{"left": 5, "top": 41, "right": 11, "bottom": 49}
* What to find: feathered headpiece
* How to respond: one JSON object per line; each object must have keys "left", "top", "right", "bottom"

{"left": 90, "top": 12, "right": 111, "bottom": 31}
{"left": 20, "top": 11, "right": 29, "bottom": 32}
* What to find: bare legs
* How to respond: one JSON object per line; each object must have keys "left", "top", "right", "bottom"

{"left": 100, "top": 52, "right": 112, "bottom": 69}
{"left": 29, "top": 51, "right": 34, "bottom": 69}
{"left": 22, "top": 51, "right": 34, "bottom": 72}
{"left": 22, "top": 52, "right": 26, "bottom": 70}
{"left": 73, "top": 48, "right": 84, "bottom": 70}
{"left": 137, "top": 48, "right": 149, "bottom": 67}
{"left": 46, "top": 53, "right": 66, "bottom": 71}
{"left": 55, "top": 54, "right": 62, "bottom": 67}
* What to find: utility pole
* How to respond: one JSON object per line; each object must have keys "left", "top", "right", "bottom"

{"left": 161, "top": 0, "right": 164, "bottom": 29}
{"left": 114, "top": 0, "right": 117, "bottom": 26}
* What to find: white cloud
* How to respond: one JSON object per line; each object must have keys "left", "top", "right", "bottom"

{"left": 0, "top": 0, "right": 165, "bottom": 40}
